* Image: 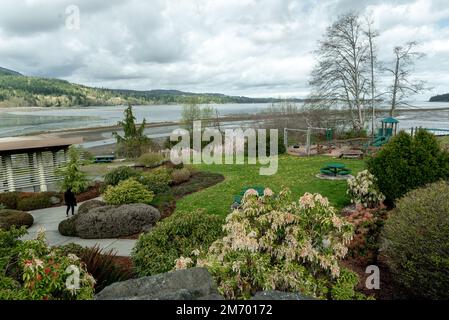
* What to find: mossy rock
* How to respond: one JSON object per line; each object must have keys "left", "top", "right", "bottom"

{"left": 58, "top": 217, "right": 78, "bottom": 236}
{"left": 59, "top": 200, "right": 106, "bottom": 236}
{"left": 0, "top": 209, "right": 34, "bottom": 230}
{"left": 78, "top": 200, "right": 106, "bottom": 215}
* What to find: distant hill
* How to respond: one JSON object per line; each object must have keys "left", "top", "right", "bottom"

{"left": 109, "top": 88, "right": 303, "bottom": 104}
{"left": 430, "top": 93, "right": 449, "bottom": 102}
{"left": 0, "top": 67, "right": 303, "bottom": 107}
{"left": 0, "top": 67, "right": 22, "bottom": 76}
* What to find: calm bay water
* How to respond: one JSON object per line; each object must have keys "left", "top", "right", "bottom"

{"left": 1, "top": 102, "right": 449, "bottom": 138}
{"left": 0, "top": 103, "right": 270, "bottom": 138}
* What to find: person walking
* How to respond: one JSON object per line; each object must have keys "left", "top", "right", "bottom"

{"left": 64, "top": 188, "right": 77, "bottom": 217}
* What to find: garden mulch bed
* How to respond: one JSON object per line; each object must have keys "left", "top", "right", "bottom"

{"left": 75, "top": 182, "right": 102, "bottom": 203}
{"left": 111, "top": 256, "right": 137, "bottom": 279}
{"left": 114, "top": 171, "right": 225, "bottom": 239}
{"left": 113, "top": 256, "right": 134, "bottom": 271}
{"left": 342, "top": 255, "right": 409, "bottom": 300}
{"left": 171, "top": 171, "right": 225, "bottom": 199}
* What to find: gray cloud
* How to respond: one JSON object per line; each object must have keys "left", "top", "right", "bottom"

{"left": 0, "top": 0, "right": 448, "bottom": 98}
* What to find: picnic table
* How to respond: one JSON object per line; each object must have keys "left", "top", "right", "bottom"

{"left": 320, "top": 163, "right": 351, "bottom": 176}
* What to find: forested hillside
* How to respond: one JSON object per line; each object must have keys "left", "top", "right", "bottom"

{"left": 0, "top": 68, "right": 303, "bottom": 107}
{"left": 430, "top": 93, "right": 449, "bottom": 102}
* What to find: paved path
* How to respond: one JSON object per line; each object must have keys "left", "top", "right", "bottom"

{"left": 21, "top": 202, "right": 136, "bottom": 257}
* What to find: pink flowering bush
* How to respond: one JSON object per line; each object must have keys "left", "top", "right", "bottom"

{"left": 175, "top": 187, "right": 367, "bottom": 300}
{"left": 18, "top": 230, "right": 95, "bottom": 300}
{"left": 347, "top": 170, "right": 385, "bottom": 209}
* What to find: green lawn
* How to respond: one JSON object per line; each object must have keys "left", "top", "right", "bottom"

{"left": 176, "top": 155, "right": 366, "bottom": 217}
{"left": 438, "top": 136, "right": 449, "bottom": 150}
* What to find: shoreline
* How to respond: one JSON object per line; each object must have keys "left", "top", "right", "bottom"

{"left": 2, "top": 105, "right": 449, "bottom": 154}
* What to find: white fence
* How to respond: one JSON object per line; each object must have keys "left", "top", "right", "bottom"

{"left": 0, "top": 149, "right": 67, "bottom": 193}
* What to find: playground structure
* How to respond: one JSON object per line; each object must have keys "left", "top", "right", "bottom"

{"left": 284, "top": 127, "right": 333, "bottom": 156}
{"left": 285, "top": 117, "right": 400, "bottom": 158}
{"left": 370, "top": 117, "right": 399, "bottom": 147}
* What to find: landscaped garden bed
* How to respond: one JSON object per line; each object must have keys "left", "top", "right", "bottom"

{"left": 3, "top": 128, "right": 449, "bottom": 300}
{"left": 58, "top": 162, "right": 225, "bottom": 239}
{"left": 0, "top": 183, "right": 102, "bottom": 212}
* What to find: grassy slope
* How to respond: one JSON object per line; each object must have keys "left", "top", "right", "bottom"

{"left": 176, "top": 155, "right": 365, "bottom": 217}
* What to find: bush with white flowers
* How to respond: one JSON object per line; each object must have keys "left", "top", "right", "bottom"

{"left": 175, "top": 187, "right": 367, "bottom": 300}
{"left": 347, "top": 170, "right": 385, "bottom": 209}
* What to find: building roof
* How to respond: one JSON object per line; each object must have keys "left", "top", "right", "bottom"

{"left": 0, "top": 135, "right": 83, "bottom": 153}
{"left": 381, "top": 117, "right": 399, "bottom": 124}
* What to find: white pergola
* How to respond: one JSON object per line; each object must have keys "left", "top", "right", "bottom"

{"left": 0, "top": 135, "right": 83, "bottom": 193}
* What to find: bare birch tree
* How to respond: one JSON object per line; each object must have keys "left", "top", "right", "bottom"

{"left": 309, "top": 12, "right": 370, "bottom": 132}
{"left": 384, "top": 42, "right": 425, "bottom": 116}
{"left": 364, "top": 16, "right": 379, "bottom": 138}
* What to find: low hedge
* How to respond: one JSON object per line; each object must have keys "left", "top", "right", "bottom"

{"left": 0, "top": 210, "right": 34, "bottom": 230}
{"left": 16, "top": 193, "right": 53, "bottom": 211}
{"left": 381, "top": 180, "right": 449, "bottom": 299}
{"left": 0, "top": 192, "right": 19, "bottom": 210}
{"left": 170, "top": 168, "right": 191, "bottom": 185}
{"left": 367, "top": 130, "right": 449, "bottom": 202}
{"left": 132, "top": 210, "right": 224, "bottom": 277}
{"left": 103, "top": 166, "right": 141, "bottom": 189}
{"left": 0, "top": 192, "right": 56, "bottom": 211}
{"left": 137, "top": 152, "right": 166, "bottom": 168}
{"left": 138, "top": 168, "right": 172, "bottom": 194}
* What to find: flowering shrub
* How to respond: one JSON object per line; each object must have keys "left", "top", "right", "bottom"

{"left": 0, "top": 229, "right": 95, "bottom": 300}
{"left": 175, "top": 188, "right": 366, "bottom": 300}
{"left": 103, "top": 178, "right": 154, "bottom": 205}
{"left": 347, "top": 170, "right": 385, "bottom": 208}
{"left": 19, "top": 230, "right": 95, "bottom": 300}
{"left": 345, "top": 206, "right": 388, "bottom": 260}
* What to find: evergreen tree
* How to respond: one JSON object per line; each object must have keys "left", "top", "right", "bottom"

{"left": 56, "top": 146, "right": 89, "bottom": 193}
{"left": 113, "top": 104, "right": 150, "bottom": 158}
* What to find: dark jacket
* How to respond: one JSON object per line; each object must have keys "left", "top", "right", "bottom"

{"left": 64, "top": 190, "right": 77, "bottom": 206}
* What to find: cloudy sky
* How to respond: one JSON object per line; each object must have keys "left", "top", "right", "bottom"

{"left": 1, "top": 0, "right": 449, "bottom": 99}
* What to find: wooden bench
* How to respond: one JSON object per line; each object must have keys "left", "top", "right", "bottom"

{"left": 94, "top": 155, "right": 115, "bottom": 163}
{"left": 339, "top": 150, "right": 364, "bottom": 159}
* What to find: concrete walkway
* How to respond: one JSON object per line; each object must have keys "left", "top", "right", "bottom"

{"left": 21, "top": 202, "right": 136, "bottom": 257}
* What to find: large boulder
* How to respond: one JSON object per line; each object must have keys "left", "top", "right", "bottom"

{"left": 75, "top": 204, "right": 160, "bottom": 239}
{"left": 58, "top": 200, "right": 107, "bottom": 236}
{"left": 251, "top": 290, "right": 315, "bottom": 300}
{"left": 95, "top": 267, "right": 223, "bottom": 300}
{"left": 0, "top": 209, "right": 34, "bottom": 230}
{"left": 77, "top": 199, "right": 106, "bottom": 215}
{"left": 58, "top": 217, "right": 77, "bottom": 236}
